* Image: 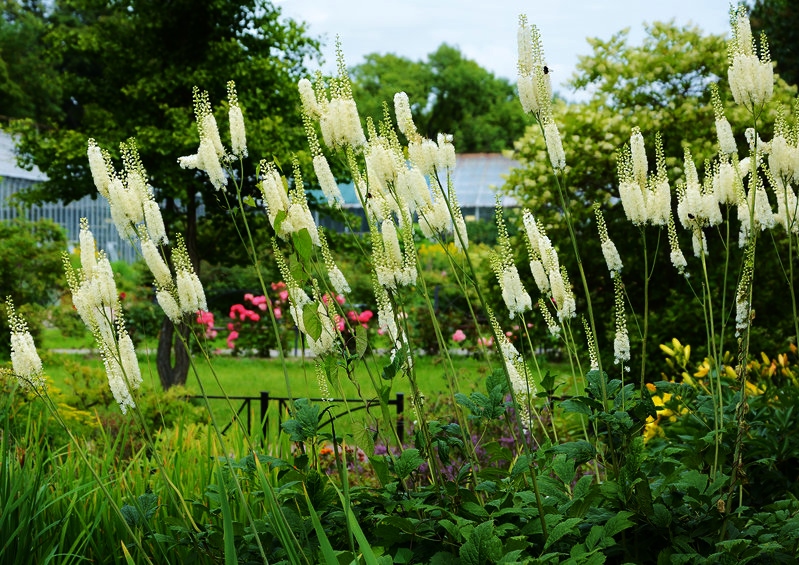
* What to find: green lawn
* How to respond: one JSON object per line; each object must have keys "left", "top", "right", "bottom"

{"left": 37, "top": 328, "right": 572, "bottom": 440}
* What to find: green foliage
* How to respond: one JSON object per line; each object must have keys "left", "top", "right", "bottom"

{"left": 282, "top": 398, "right": 321, "bottom": 442}
{"left": 351, "top": 44, "right": 527, "bottom": 152}
{"left": 0, "top": 0, "right": 61, "bottom": 123}
{"left": 0, "top": 216, "right": 66, "bottom": 358}
{"left": 456, "top": 368, "right": 510, "bottom": 422}
{"left": 2, "top": 0, "right": 321, "bottom": 386}
{"left": 506, "top": 20, "right": 799, "bottom": 370}
{"left": 750, "top": 0, "right": 799, "bottom": 88}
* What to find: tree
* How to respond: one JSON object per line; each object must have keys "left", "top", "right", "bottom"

{"left": 0, "top": 0, "right": 61, "bottom": 124}
{"left": 505, "top": 21, "right": 797, "bottom": 371}
{"left": 351, "top": 44, "right": 527, "bottom": 152}
{"left": 0, "top": 215, "right": 66, "bottom": 358}
{"left": 750, "top": 0, "right": 799, "bottom": 88}
{"left": 3, "top": 0, "right": 320, "bottom": 388}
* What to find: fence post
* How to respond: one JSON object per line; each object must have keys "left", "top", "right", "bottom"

{"left": 395, "top": 392, "right": 404, "bottom": 440}
{"left": 260, "top": 391, "right": 270, "bottom": 440}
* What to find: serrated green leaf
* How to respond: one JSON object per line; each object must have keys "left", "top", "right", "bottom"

{"left": 511, "top": 454, "right": 532, "bottom": 478}
{"left": 552, "top": 453, "right": 576, "bottom": 485}
{"left": 393, "top": 547, "right": 415, "bottom": 564}
{"left": 460, "top": 521, "right": 502, "bottom": 565}
{"left": 550, "top": 441, "right": 596, "bottom": 465}
{"left": 354, "top": 424, "right": 376, "bottom": 457}
{"left": 281, "top": 398, "right": 320, "bottom": 442}
{"left": 461, "top": 501, "right": 490, "bottom": 519}
{"left": 394, "top": 448, "right": 424, "bottom": 480}
{"left": 585, "top": 525, "right": 604, "bottom": 551}
{"left": 544, "top": 517, "right": 582, "bottom": 550}
{"left": 274, "top": 209, "right": 287, "bottom": 234}
{"left": 369, "top": 456, "right": 390, "bottom": 486}
{"left": 289, "top": 260, "right": 307, "bottom": 288}
{"left": 651, "top": 504, "right": 672, "bottom": 528}
{"left": 560, "top": 397, "right": 596, "bottom": 416}
{"left": 486, "top": 368, "right": 509, "bottom": 394}
{"left": 539, "top": 370, "right": 558, "bottom": 395}
{"left": 322, "top": 355, "right": 339, "bottom": 384}
{"left": 302, "top": 302, "right": 322, "bottom": 341}
{"left": 355, "top": 324, "right": 368, "bottom": 358}
{"left": 293, "top": 227, "right": 313, "bottom": 261}
{"left": 603, "top": 511, "right": 635, "bottom": 538}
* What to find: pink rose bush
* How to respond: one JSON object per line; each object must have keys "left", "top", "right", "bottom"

{"left": 225, "top": 284, "right": 376, "bottom": 356}
{"left": 226, "top": 284, "right": 290, "bottom": 356}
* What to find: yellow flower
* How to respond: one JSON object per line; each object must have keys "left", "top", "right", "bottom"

{"left": 745, "top": 380, "right": 764, "bottom": 396}
{"left": 694, "top": 361, "right": 710, "bottom": 378}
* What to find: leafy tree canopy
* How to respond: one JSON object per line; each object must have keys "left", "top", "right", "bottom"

{"left": 350, "top": 43, "right": 527, "bottom": 152}
{"left": 750, "top": 0, "right": 799, "bottom": 88}
{"left": 504, "top": 21, "right": 797, "bottom": 368}
{"left": 4, "top": 0, "right": 320, "bottom": 223}
{"left": 0, "top": 0, "right": 321, "bottom": 387}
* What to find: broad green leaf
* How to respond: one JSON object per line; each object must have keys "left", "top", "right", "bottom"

{"left": 354, "top": 424, "right": 376, "bottom": 457}
{"left": 369, "top": 456, "right": 390, "bottom": 486}
{"left": 293, "top": 227, "right": 313, "bottom": 261}
{"left": 274, "top": 209, "right": 287, "bottom": 234}
{"left": 281, "top": 398, "right": 320, "bottom": 442}
{"left": 510, "top": 455, "right": 532, "bottom": 479}
{"left": 289, "top": 258, "right": 307, "bottom": 285}
{"left": 394, "top": 448, "right": 424, "bottom": 480}
{"left": 486, "top": 368, "right": 509, "bottom": 394}
{"left": 544, "top": 517, "right": 582, "bottom": 550}
{"left": 603, "top": 511, "right": 635, "bottom": 538}
{"left": 460, "top": 521, "right": 502, "bottom": 565}
{"left": 355, "top": 324, "right": 368, "bottom": 358}
{"left": 560, "top": 397, "right": 598, "bottom": 416}
{"left": 302, "top": 302, "right": 323, "bottom": 341}
{"left": 550, "top": 441, "right": 597, "bottom": 465}
{"left": 552, "top": 453, "right": 576, "bottom": 485}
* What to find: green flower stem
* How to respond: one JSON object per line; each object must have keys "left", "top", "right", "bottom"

{"left": 640, "top": 229, "right": 650, "bottom": 392}
{"left": 224, "top": 179, "right": 294, "bottom": 401}
{"left": 412, "top": 252, "right": 483, "bottom": 477}
{"left": 698, "top": 233, "right": 723, "bottom": 480}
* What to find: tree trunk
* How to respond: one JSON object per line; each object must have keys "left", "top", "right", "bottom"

{"left": 155, "top": 186, "right": 200, "bottom": 390}
{"left": 156, "top": 316, "right": 191, "bottom": 390}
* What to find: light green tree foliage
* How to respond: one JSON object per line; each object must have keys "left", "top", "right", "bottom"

{"left": 506, "top": 21, "right": 797, "bottom": 366}
{"left": 351, "top": 44, "right": 527, "bottom": 152}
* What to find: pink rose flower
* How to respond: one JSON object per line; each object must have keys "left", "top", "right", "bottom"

{"left": 452, "top": 329, "right": 467, "bottom": 343}
{"left": 273, "top": 307, "right": 282, "bottom": 319}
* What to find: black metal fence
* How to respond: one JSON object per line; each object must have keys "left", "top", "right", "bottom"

{"left": 187, "top": 392, "right": 405, "bottom": 440}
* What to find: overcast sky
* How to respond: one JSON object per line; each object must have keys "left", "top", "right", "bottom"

{"left": 276, "top": 0, "right": 734, "bottom": 98}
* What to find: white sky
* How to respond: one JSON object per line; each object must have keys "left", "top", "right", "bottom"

{"left": 276, "top": 0, "right": 733, "bottom": 98}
